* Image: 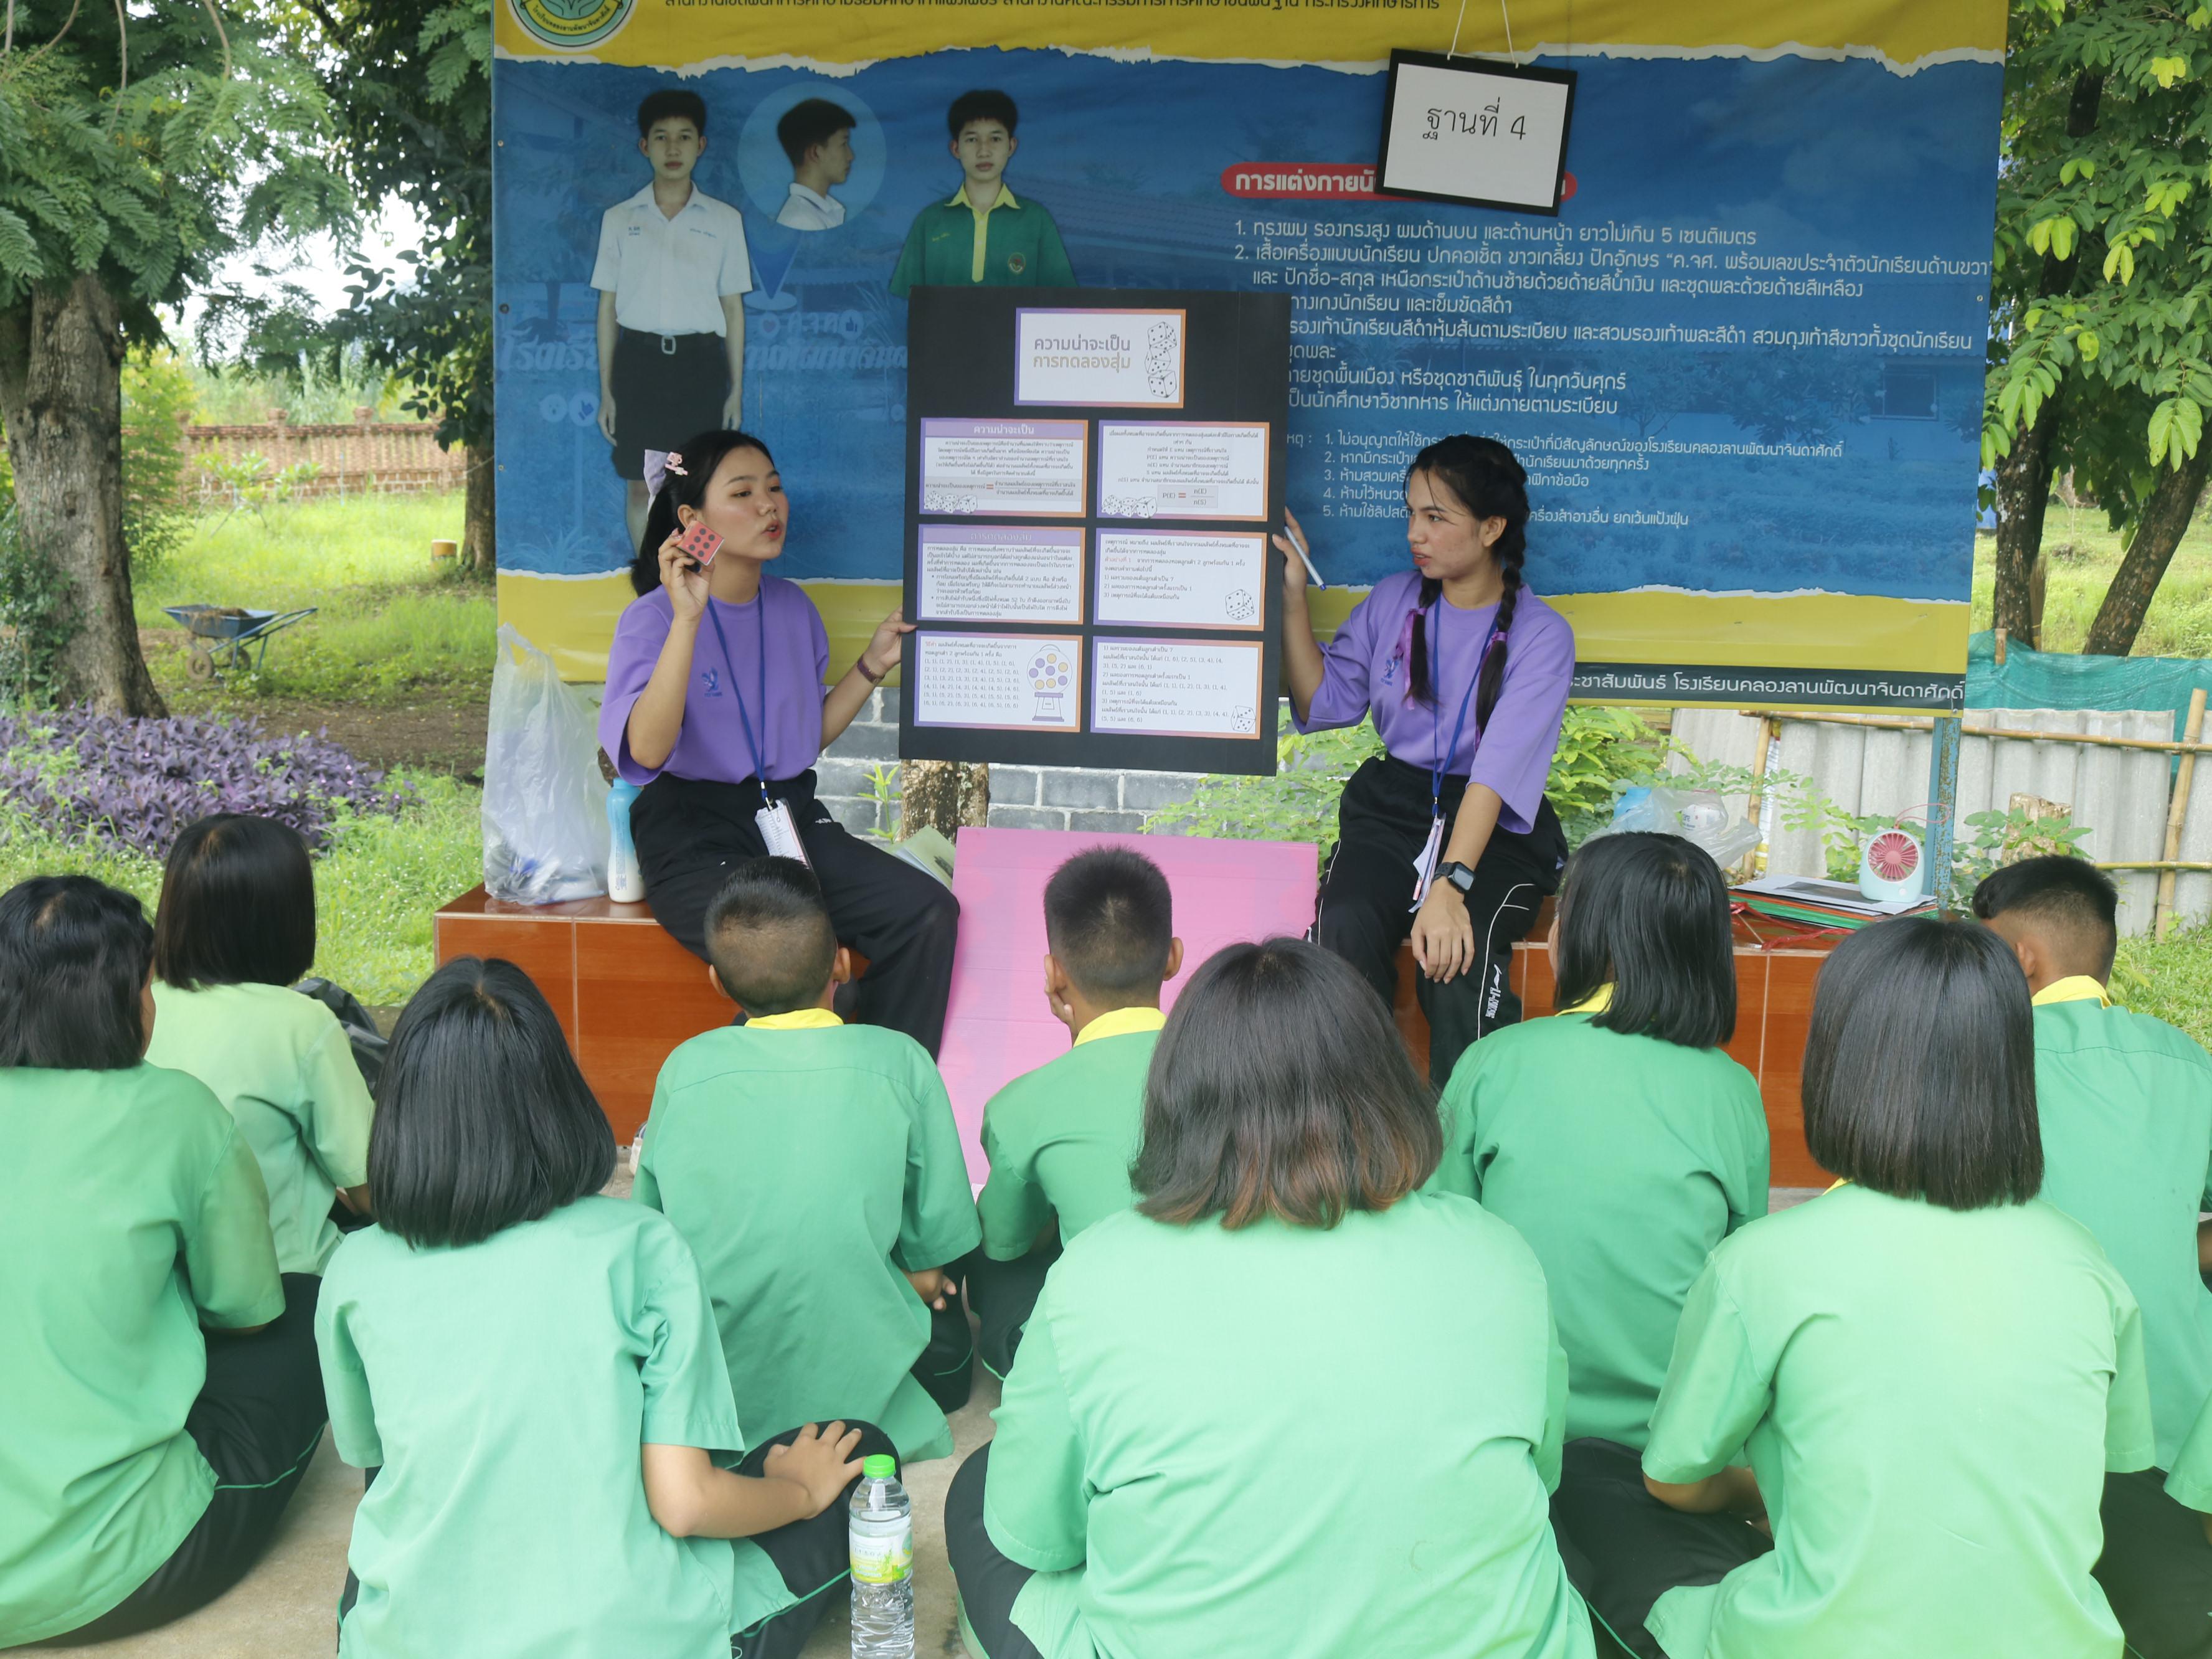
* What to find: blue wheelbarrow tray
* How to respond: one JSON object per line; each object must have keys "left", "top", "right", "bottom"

{"left": 163, "top": 604, "right": 318, "bottom": 678}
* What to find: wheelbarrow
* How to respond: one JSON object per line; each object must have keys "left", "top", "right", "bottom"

{"left": 163, "top": 604, "right": 319, "bottom": 681}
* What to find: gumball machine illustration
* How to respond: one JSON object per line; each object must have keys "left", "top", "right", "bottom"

{"left": 1028, "top": 646, "right": 1072, "bottom": 723}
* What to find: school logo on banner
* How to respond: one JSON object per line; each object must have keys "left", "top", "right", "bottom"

{"left": 508, "top": 0, "right": 633, "bottom": 51}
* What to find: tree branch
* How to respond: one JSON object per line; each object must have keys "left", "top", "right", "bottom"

{"left": 19, "top": 0, "right": 80, "bottom": 67}
{"left": 295, "top": 0, "right": 347, "bottom": 41}
{"left": 201, "top": 0, "right": 230, "bottom": 78}
{"left": 111, "top": 0, "right": 126, "bottom": 96}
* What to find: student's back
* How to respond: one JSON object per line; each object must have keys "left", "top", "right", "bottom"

{"left": 1643, "top": 1184, "right": 2144, "bottom": 1657}
{"left": 319, "top": 1198, "right": 745, "bottom": 1659}
{"left": 637, "top": 1017, "right": 976, "bottom": 1460}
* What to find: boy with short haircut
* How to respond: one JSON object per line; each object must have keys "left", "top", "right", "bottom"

{"left": 775, "top": 98, "right": 856, "bottom": 231}
{"left": 968, "top": 847, "right": 1182, "bottom": 1375}
{"left": 1974, "top": 854, "right": 2212, "bottom": 1650}
{"left": 635, "top": 858, "right": 980, "bottom": 1463}
{"left": 592, "top": 88, "right": 752, "bottom": 550}
{"left": 888, "top": 88, "right": 1076, "bottom": 297}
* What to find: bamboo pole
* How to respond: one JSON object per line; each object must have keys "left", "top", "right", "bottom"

{"left": 1747, "top": 709, "right": 2212, "bottom": 758}
{"left": 1737, "top": 714, "right": 1774, "bottom": 881}
{"left": 2153, "top": 687, "right": 2206, "bottom": 943}
{"left": 2099, "top": 861, "right": 2212, "bottom": 872}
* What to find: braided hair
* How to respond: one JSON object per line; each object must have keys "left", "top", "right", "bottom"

{"left": 1404, "top": 435, "right": 1529, "bottom": 726}
{"left": 626, "top": 428, "right": 780, "bottom": 597}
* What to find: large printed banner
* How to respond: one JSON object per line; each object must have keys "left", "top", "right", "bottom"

{"left": 493, "top": 0, "right": 2006, "bottom": 708}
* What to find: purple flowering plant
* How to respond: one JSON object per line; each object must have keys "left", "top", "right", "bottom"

{"left": 0, "top": 711, "right": 413, "bottom": 859}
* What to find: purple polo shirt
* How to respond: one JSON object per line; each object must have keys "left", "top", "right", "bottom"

{"left": 1295, "top": 569, "right": 1575, "bottom": 833}
{"left": 598, "top": 579, "right": 831, "bottom": 787}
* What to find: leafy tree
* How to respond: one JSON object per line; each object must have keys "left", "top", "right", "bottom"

{"left": 0, "top": 2, "right": 347, "bottom": 711}
{"left": 1983, "top": 0, "right": 2212, "bottom": 656}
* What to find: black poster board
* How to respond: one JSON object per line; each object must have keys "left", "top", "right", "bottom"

{"left": 899, "top": 286, "right": 1292, "bottom": 777}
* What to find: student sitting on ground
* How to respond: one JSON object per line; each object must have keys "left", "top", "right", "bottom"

{"left": 1425, "top": 831, "right": 1770, "bottom": 1647}
{"left": 635, "top": 858, "right": 981, "bottom": 1462}
{"left": 144, "top": 813, "right": 376, "bottom": 1275}
{"left": 1610, "top": 917, "right": 2155, "bottom": 1659}
{"left": 0, "top": 876, "right": 324, "bottom": 1648}
{"left": 946, "top": 938, "right": 1596, "bottom": 1659}
{"left": 968, "top": 846, "right": 1183, "bottom": 1377}
{"left": 316, "top": 956, "right": 888, "bottom": 1659}
{"left": 1973, "top": 854, "right": 2212, "bottom": 1658}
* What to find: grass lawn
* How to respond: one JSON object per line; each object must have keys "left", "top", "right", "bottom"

{"left": 1969, "top": 502, "right": 2212, "bottom": 656}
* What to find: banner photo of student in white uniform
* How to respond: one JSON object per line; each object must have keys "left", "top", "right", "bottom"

{"left": 493, "top": 0, "right": 2004, "bottom": 714}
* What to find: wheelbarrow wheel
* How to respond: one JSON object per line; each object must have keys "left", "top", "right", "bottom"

{"left": 187, "top": 650, "right": 217, "bottom": 683}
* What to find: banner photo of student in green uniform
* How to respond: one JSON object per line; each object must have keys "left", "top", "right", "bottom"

{"left": 492, "top": 0, "right": 2004, "bottom": 713}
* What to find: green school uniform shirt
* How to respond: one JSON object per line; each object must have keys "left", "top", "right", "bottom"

{"left": 635, "top": 1011, "right": 981, "bottom": 1463}
{"left": 2027, "top": 976, "right": 2212, "bottom": 1469}
{"left": 147, "top": 980, "right": 376, "bottom": 1274}
{"left": 985, "top": 1198, "right": 1596, "bottom": 1659}
{"left": 888, "top": 185, "right": 1077, "bottom": 296}
{"left": 0, "top": 1063, "right": 285, "bottom": 1647}
{"left": 316, "top": 1198, "right": 788, "bottom": 1658}
{"left": 1642, "top": 1184, "right": 2155, "bottom": 1659}
{"left": 2168, "top": 1392, "right": 2212, "bottom": 1513}
{"left": 976, "top": 1007, "right": 1161, "bottom": 1258}
{"left": 1429, "top": 989, "right": 1769, "bottom": 1449}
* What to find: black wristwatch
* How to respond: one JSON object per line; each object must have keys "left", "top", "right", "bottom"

{"left": 1435, "top": 860, "right": 1477, "bottom": 896}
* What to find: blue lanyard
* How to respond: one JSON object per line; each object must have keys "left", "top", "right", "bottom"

{"left": 1429, "top": 597, "right": 1499, "bottom": 816}
{"left": 704, "top": 588, "right": 770, "bottom": 787}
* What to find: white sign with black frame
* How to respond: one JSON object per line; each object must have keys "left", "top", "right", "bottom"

{"left": 1376, "top": 50, "right": 1577, "bottom": 215}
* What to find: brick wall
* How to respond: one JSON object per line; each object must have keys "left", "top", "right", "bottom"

{"left": 180, "top": 417, "right": 471, "bottom": 504}
{"left": 815, "top": 687, "right": 1209, "bottom": 837}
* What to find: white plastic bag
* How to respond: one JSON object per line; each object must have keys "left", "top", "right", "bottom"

{"left": 482, "top": 623, "right": 610, "bottom": 904}
{"left": 1593, "top": 786, "right": 1762, "bottom": 868}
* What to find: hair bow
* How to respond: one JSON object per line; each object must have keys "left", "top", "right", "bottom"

{"left": 641, "top": 448, "right": 689, "bottom": 498}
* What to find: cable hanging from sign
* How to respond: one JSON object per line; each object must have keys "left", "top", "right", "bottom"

{"left": 1447, "top": 0, "right": 1514, "bottom": 61}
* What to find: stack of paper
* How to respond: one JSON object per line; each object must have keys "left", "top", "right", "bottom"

{"left": 1733, "top": 874, "right": 1937, "bottom": 930}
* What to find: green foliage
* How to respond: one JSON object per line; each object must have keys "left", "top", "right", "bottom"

{"left": 1984, "top": 0, "right": 2212, "bottom": 531}
{"left": 186, "top": 351, "right": 408, "bottom": 426}
{"left": 120, "top": 349, "right": 192, "bottom": 571}
{"left": 2114, "top": 924, "right": 2212, "bottom": 1046}
{"left": 194, "top": 452, "right": 325, "bottom": 524}
{"left": 1144, "top": 721, "right": 1386, "bottom": 870}
{"left": 0, "top": 502, "right": 77, "bottom": 702}
{"left": 1971, "top": 501, "right": 2212, "bottom": 655}
{"left": 1548, "top": 707, "right": 1665, "bottom": 837}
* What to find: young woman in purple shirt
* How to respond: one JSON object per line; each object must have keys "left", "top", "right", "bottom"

{"left": 1276, "top": 434, "right": 1572, "bottom": 1082}
{"left": 597, "top": 428, "right": 960, "bottom": 1054}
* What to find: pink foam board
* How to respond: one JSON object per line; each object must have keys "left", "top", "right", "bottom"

{"left": 939, "top": 826, "right": 1320, "bottom": 1184}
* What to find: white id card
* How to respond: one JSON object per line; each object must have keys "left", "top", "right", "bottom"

{"left": 1409, "top": 815, "right": 1445, "bottom": 911}
{"left": 755, "top": 799, "right": 811, "bottom": 867}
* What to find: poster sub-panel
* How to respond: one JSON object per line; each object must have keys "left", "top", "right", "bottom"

{"left": 1094, "top": 530, "right": 1268, "bottom": 631}
{"left": 914, "top": 631, "right": 1084, "bottom": 732}
{"left": 1091, "top": 637, "right": 1265, "bottom": 740}
{"left": 1015, "top": 307, "right": 1188, "bottom": 408}
{"left": 1097, "top": 421, "right": 1269, "bottom": 521}
{"left": 916, "top": 526, "right": 1086, "bottom": 623}
{"left": 919, "top": 417, "right": 1088, "bottom": 517}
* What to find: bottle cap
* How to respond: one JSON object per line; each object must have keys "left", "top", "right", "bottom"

{"left": 863, "top": 1454, "right": 896, "bottom": 1478}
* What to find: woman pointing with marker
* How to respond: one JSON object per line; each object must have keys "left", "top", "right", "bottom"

{"left": 1278, "top": 434, "right": 1572, "bottom": 1082}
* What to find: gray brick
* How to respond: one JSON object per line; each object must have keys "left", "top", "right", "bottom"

{"left": 826, "top": 797, "right": 884, "bottom": 836}
{"left": 814, "top": 757, "right": 889, "bottom": 797}
{"left": 1037, "top": 768, "right": 1122, "bottom": 810}
{"left": 989, "top": 805, "right": 1067, "bottom": 831}
{"left": 1067, "top": 810, "right": 1146, "bottom": 834}
{"left": 1120, "top": 771, "right": 1207, "bottom": 811}
{"left": 988, "top": 765, "right": 1041, "bottom": 806}
{"left": 823, "top": 720, "right": 899, "bottom": 760}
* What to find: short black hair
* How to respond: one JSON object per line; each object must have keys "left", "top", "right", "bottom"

{"left": 1554, "top": 831, "right": 1736, "bottom": 1049}
{"left": 1802, "top": 917, "right": 2041, "bottom": 1211}
{"left": 153, "top": 814, "right": 316, "bottom": 990}
{"left": 1044, "top": 848, "right": 1173, "bottom": 1003}
{"left": 704, "top": 858, "right": 838, "bottom": 1016}
{"left": 1134, "top": 938, "right": 1441, "bottom": 1229}
{"left": 369, "top": 957, "right": 614, "bottom": 1249}
{"left": 0, "top": 875, "right": 154, "bottom": 1070}
{"left": 947, "top": 88, "right": 1018, "bottom": 142}
{"left": 777, "top": 97, "right": 854, "bottom": 165}
{"left": 1970, "top": 854, "right": 2119, "bottom": 981}
{"left": 637, "top": 88, "right": 708, "bottom": 139}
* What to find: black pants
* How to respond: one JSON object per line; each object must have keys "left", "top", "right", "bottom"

{"left": 945, "top": 1443, "right": 1046, "bottom": 1659}
{"left": 911, "top": 1279, "right": 976, "bottom": 1414}
{"left": 631, "top": 770, "right": 962, "bottom": 1057}
{"left": 732, "top": 1422, "right": 902, "bottom": 1659}
{"left": 1547, "top": 1439, "right": 1772, "bottom": 1659}
{"left": 610, "top": 326, "right": 730, "bottom": 480}
{"left": 41, "top": 1276, "right": 328, "bottom": 1647}
{"left": 1315, "top": 755, "right": 1566, "bottom": 1085}
{"left": 2097, "top": 1468, "right": 2212, "bottom": 1659}
{"left": 964, "top": 1247, "right": 1060, "bottom": 1380}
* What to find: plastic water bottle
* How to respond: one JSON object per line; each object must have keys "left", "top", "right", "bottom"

{"left": 848, "top": 1454, "right": 913, "bottom": 1659}
{"left": 606, "top": 779, "right": 645, "bottom": 903}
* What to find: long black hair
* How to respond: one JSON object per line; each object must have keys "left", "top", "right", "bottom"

{"left": 0, "top": 875, "right": 155, "bottom": 1070}
{"left": 1553, "top": 831, "right": 1736, "bottom": 1049}
{"left": 626, "top": 428, "right": 780, "bottom": 597}
{"left": 1404, "top": 434, "right": 1530, "bottom": 721}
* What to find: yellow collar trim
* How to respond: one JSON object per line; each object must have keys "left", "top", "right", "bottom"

{"left": 745, "top": 1007, "right": 843, "bottom": 1031}
{"left": 1075, "top": 1006, "right": 1166, "bottom": 1046}
{"left": 948, "top": 183, "right": 1018, "bottom": 212}
{"left": 2031, "top": 976, "right": 2112, "bottom": 1008}
{"left": 1557, "top": 983, "right": 1614, "bottom": 1016}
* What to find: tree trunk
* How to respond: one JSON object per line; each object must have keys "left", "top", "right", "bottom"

{"left": 897, "top": 759, "right": 989, "bottom": 838}
{"left": 1991, "top": 394, "right": 2059, "bottom": 642}
{"left": 461, "top": 429, "right": 496, "bottom": 578}
{"left": 0, "top": 275, "right": 164, "bottom": 715}
{"left": 2081, "top": 445, "right": 2211, "bottom": 657}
